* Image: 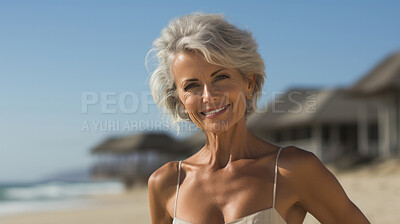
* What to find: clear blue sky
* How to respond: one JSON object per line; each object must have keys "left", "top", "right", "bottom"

{"left": 1, "top": 0, "right": 399, "bottom": 182}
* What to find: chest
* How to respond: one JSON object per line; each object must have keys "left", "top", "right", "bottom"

{"left": 168, "top": 165, "right": 294, "bottom": 223}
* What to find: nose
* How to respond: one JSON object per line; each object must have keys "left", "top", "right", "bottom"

{"left": 202, "top": 85, "right": 218, "bottom": 104}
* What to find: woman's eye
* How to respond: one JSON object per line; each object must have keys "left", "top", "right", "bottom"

{"left": 184, "top": 83, "right": 199, "bottom": 91}
{"left": 214, "top": 74, "right": 229, "bottom": 81}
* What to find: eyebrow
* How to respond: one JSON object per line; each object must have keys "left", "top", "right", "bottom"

{"left": 183, "top": 69, "right": 225, "bottom": 83}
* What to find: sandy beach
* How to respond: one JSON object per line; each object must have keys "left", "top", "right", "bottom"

{"left": 0, "top": 158, "right": 399, "bottom": 224}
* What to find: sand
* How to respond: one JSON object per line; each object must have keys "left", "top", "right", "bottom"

{"left": 303, "top": 158, "right": 400, "bottom": 224}
{"left": 0, "top": 158, "right": 399, "bottom": 224}
{"left": 0, "top": 187, "right": 151, "bottom": 224}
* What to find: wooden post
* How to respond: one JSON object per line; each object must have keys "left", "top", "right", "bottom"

{"left": 331, "top": 124, "right": 340, "bottom": 161}
{"left": 388, "top": 93, "right": 399, "bottom": 156}
{"left": 398, "top": 91, "right": 400, "bottom": 156}
{"left": 377, "top": 97, "right": 391, "bottom": 158}
{"left": 312, "top": 123, "right": 322, "bottom": 161}
{"left": 357, "top": 99, "right": 369, "bottom": 156}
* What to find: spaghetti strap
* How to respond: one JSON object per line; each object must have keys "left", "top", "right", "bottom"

{"left": 174, "top": 160, "right": 183, "bottom": 219}
{"left": 272, "top": 147, "right": 284, "bottom": 208}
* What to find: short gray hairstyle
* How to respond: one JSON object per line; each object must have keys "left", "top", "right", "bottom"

{"left": 147, "top": 12, "right": 266, "bottom": 124}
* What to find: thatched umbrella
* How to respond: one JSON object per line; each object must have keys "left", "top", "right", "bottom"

{"left": 91, "top": 132, "right": 190, "bottom": 187}
{"left": 91, "top": 132, "right": 184, "bottom": 155}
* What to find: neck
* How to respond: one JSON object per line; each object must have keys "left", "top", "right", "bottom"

{"left": 202, "top": 117, "right": 257, "bottom": 170}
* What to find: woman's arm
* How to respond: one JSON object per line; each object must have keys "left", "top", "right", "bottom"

{"left": 287, "top": 147, "right": 371, "bottom": 224}
{"left": 148, "top": 162, "right": 176, "bottom": 224}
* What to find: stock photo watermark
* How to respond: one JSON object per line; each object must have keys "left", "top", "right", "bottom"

{"left": 80, "top": 90, "right": 318, "bottom": 132}
{"left": 81, "top": 120, "right": 200, "bottom": 133}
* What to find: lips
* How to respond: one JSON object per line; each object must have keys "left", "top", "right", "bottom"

{"left": 201, "top": 104, "right": 230, "bottom": 116}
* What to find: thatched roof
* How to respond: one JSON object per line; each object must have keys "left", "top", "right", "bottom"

{"left": 350, "top": 51, "right": 400, "bottom": 96}
{"left": 91, "top": 132, "right": 183, "bottom": 154}
{"left": 247, "top": 87, "right": 377, "bottom": 132}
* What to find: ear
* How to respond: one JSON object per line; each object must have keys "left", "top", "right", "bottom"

{"left": 245, "top": 74, "right": 257, "bottom": 98}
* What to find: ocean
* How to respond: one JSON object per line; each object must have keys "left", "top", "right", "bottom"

{"left": 0, "top": 181, "right": 124, "bottom": 216}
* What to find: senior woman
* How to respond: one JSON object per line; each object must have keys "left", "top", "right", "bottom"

{"left": 148, "top": 13, "right": 370, "bottom": 224}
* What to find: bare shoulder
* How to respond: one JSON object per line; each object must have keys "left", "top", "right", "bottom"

{"left": 148, "top": 161, "right": 181, "bottom": 223}
{"left": 277, "top": 146, "right": 328, "bottom": 183}
{"left": 148, "top": 161, "right": 181, "bottom": 210}
{"left": 278, "top": 147, "right": 371, "bottom": 223}
{"left": 278, "top": 145, "right": 320, "bottom": 168}
{"left": 148, "top": 161, "right": 180, "bottom": 195}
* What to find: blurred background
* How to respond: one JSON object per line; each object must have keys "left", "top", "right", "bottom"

{"left": 1, "top": 1, "right": 399, "bottom": 223}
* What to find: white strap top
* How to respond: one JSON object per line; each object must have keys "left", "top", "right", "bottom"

{"left": 172, "top": 146, "right": 287, "bottom": 224}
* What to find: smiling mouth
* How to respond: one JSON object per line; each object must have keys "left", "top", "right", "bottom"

{"left": 201, "top": 104, "right": 230, "bottom": 116}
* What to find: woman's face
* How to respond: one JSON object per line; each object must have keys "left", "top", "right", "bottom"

{"left": 172, "top": 51, "right": 254, "bottom": 133}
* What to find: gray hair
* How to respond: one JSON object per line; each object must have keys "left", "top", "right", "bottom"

{"left": 147, "top": 12, "right": 266, "bottom": 125}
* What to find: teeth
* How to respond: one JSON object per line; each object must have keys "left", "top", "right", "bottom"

{"left": 203, "top": 105, "right": 228, "bottom": 116}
